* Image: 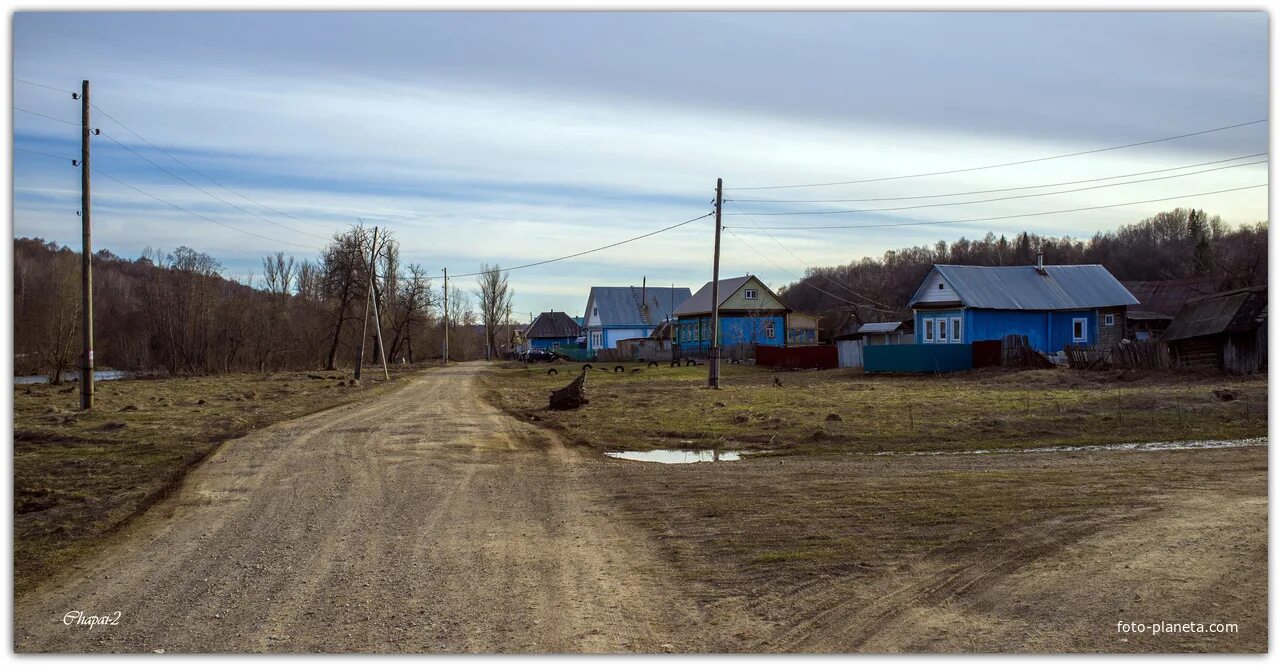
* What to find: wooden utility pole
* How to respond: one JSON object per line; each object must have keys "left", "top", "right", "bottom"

{"left": 354, "top": 226, "right": 378, "bottom": 381}
{"left": 442, "top": 268, "right": 449, "bottom": 365}
{"left": 79, "top": 80, "right": 94, "bottom": 410}
{"left": 367, "top": 228, "right": 389, "bottom": 380}
{"left": 708, "top": 177, "right": 723, "bottom": 389}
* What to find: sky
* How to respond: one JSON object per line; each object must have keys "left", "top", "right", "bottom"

{"left": 12, "top": 11, "right": 1269, "bottom": 319}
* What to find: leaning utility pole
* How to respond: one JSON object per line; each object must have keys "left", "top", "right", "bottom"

{"left": 354, "top": 226, "right": 378, "bottom": 381}
{"left": 441, "top": 268, "right": 449, "bottom": 365}
{"left": 708, "top": 177, "right": 723, "bottom": 389}
{"left": 367, "top": 228, "right": 389, "bottom": 380}
{"left": 79, "top": 80, "right": 94, "bottom": 410}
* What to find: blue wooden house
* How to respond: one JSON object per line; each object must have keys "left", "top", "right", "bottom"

{"left": 674, "top": 275, "right": 818, "bottom": 356}
{"left": 524, "top": 311, "right": 582, "bottom": 351}
{"left": 907, "top": 260, "right": 1138, "bottom": 355}
{"left": 582, "top": 285, "right": 692, "bottom": 351}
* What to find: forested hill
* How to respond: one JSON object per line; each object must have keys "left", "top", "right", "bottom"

{"left": 776, "top": 208, "right": 1268, "bottom": 335}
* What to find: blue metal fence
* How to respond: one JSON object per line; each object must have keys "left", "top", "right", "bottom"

{"left": 863, "top": 343, "right": 974, "bottom": 373}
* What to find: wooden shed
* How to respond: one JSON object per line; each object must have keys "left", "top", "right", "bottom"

{"left": 1163, "top": 285, "right": 1267, "bottom": 373}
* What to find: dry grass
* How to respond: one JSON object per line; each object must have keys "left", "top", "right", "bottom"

{"left": 484, "top": 362, "right": 1267, "bottom": 455}
{"left": 13, "top": 366, "right": 423, "bottom": 594}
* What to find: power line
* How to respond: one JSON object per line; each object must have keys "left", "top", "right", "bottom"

{"left": 96, "top": 130, "right": 334, "bottom": 241}
{"left": 93, "top": 169, "right": 321, "bottom": 250}
{"left": 14, "top": 106, "right": 79, "bottom": 127}
{"left": 89, "top": 101, "right": 336, "bottom": 231}
{"left": 728, "top": 153, "right": 1269, "bottom": 203}
{"left": 724, "top": 227, "right": 896, "bottom": 314}
{"left": 728, "top": 119, "right": 1268, "bottom": 191}
{"left": 15, "top": 146, "right": 77, "bottom": 162}
{"left": 443, "top": 212, "right": 714, "bottom": 280}
{"left": 15, "top": 78, "right": 76, "bottom": 94}
{"left": 728, "top": 199, "right": 895, "bottom": 310}
{"left": 728, "top": 159, "right": 1268, "bottom": 216}
{"left": 728, "top": 184, "right": 1268, "bottom": 231}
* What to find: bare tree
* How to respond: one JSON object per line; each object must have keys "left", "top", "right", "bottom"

{"left": 475, "top": 264, "right": 513, "bottom": 359}
{"left": 319, "top": 226, "right": 372, "bottom": 370}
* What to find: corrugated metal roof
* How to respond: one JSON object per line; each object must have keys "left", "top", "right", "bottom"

{"left": 673, "top": 276, "right": 754, "bottom": 316}
{"left": 587, "top": 286, "right": 692, "bottom": 326}
{"left": 675, "top": 275, "right": 793, "bottom": 317}
{"left": 1121, "top": 277, "right": 1222, "bottom": 318}
{"left": 1163, "top": 285, "right": 1267, "bottom": 341}
{"left": 525, "top": 311, "right": 582, "bottom": 339}
{"left": 908, "top": 264, "right": 1138, "bottom": 310}
{"left": 857, "top": 321, "right": 909, "bottom": 334}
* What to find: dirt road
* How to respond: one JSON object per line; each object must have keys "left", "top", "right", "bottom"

{"left": 14, "top": 364, "right": 763, "bottom": 653}
{"left": 14, "top": 363, "right": 1266, "bottom": 653}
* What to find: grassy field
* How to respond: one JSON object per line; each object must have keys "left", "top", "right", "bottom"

{"left": 486, "top": 361, "right": 1268, "bottom": 650}
{"left": 13, "top": 366, "right": 423, "bottom": 594}
{"left": 484, "top": 362, "right": 1267, "bottom": 455}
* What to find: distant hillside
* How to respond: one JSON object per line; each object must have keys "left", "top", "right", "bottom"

{"left": 776, "top": 208, "right": 1268, "bottom": 336}
{"left": 14, "top": 230, "right": 478, "bottom": 380}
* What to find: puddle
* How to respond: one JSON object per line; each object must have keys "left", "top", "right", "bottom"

{"left": 15, "top": 369, "right": 136, "bottom": 385}
{"left": 605, "top": 449, "right": 747, "bottom": 464}
{"left": 872, "top": 437, "right": 1267, "bottom": 457}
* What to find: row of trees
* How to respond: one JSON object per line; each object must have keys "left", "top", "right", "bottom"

{"left": 777, "top": 208, "right": 1268, "bottom": 335}
{"left": 15, "top": 225, "right": 516, "bottom": 381}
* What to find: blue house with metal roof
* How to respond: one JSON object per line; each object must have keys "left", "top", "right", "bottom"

{"left": 907, "top": 259, "right": 1138, "bottom": 355}
{"left": 583, "top": 284, "right": 692, "bottom": 351}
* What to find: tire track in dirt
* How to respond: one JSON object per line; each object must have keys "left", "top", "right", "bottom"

{"left": 762, "top": 514, "right": 1145, "bottom": 652}
{"left": 14, "top": 364, "right": 756, "bottom": 653}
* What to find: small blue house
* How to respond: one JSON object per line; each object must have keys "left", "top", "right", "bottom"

{"left": 524, "top": 311, "right": 582, "bottom": 351}
{"left": 907, "top": 261, "right": 1138, "bottom": 355}
{"left": 583, "top": 285, "right": 692, "bottom": 351}
{"left": 674, "top": 275, "right": 817, "bottom": 356}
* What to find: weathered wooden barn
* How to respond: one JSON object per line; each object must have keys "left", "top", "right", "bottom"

{"left": 1163, "top": 285, "right": 1267, "bottom": 373}
{"left": 1121, "top": 276, "right": 1222, "bottom": 340}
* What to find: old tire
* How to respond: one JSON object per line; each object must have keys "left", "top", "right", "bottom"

{"left": 582, "top": 364, "right": 593, "bottom": 371}
{"left": 614, "top": 365, "right": 625, "bottom": 373}
{"left": 648, "top": 361, "right": 658, "bottom": 368}
{"left": 547, "top": 368, "right": 558, "bottom": 376}
{"left": 670, "top": 360, "right": 680, "bottom": 368}
{"left": 685, "top": 359, "right": 696, "bottom": 367}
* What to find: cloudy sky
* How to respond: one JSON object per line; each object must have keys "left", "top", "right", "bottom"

{"left": 13, "top": 11, "right": 1268, "bottom": 318}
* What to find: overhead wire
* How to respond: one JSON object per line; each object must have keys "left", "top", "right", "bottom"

{"left": 728, "top": 199, "right": 896, "bottom": 310}
{"left": 728, "top": 184, "right": 1269, "bottom": 230}
{"left": 728, "top": 159, "right": 1268, "bottom": 216}
{"left": 728, "top": 152, "right": 1268, "bottom": 203}
{"left": 728, "top": 119, "right": 1268, "bottom": 191}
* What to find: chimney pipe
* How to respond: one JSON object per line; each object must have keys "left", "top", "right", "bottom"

{"left": 1036, "top": 250, "right": 1044, "bottom": 269}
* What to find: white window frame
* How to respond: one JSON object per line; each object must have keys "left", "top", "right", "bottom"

{"left": 936, "top": 318, "right": 949, "bottom": 343}
{"left": 591, "top": 331, "right": 603, "bottom": 348}
{"left": 744, "top": 288, "right": 759, "bottom": 301}
{"left": 763, "top": 320, "right": 776, "bottom": 339}
{"left": 923, "top": 319, "right": 935, "bottom": 343}
{"left": 950, "top": 317, "right": 962, "bottom": 344}
{"left": 1104, "top": 313, "right": 1115, "bottom": 326}
{"left": 1072, "top": 318, "right": 1087, "bottom": 343}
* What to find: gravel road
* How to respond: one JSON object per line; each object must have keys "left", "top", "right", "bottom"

{"left": 13, "top": 364, "right": 761, "bottom": 653}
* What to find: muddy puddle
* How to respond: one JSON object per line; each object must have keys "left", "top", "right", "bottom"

{"left": 873, "top": 437, "right": 1267, "bottom": 457}
{"left": 605, "top": 449, "right": 748, "bottom": 464}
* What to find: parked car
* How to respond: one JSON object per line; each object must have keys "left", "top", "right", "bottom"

{"left": 523, "top": 349, "right": 559, "bottom": 363}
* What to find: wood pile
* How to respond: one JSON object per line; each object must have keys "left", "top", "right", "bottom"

{"left": 1001, "top": 334, "right": 1055, "bottom": 368}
